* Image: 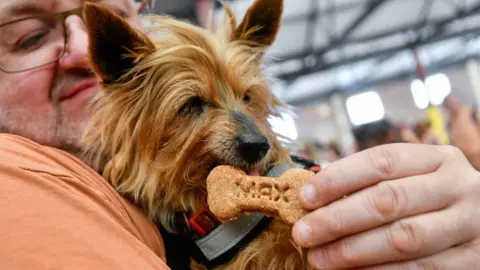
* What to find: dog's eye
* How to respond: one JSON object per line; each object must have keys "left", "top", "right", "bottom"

{"left": 179, "top": 97, "right": 206, "bottom": 116}
{"left": 243, "top": 93, "right": 251, "bottom": 103}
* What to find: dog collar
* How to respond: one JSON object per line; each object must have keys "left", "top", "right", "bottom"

{"left": 185, "top": 205, "right": 271, "bottom": 268}
{"left": 192, "top": 212, "right": 269, "bottom": 262}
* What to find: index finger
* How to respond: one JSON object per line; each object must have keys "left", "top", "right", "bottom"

{"left": 299, "top": 143, "right": 447, "bottom": 209}
{"left": 444, "top": 97, "right": 462, "bottom": 117}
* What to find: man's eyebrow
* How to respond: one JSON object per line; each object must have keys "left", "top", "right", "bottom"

{"left": 0, "top": 3, "right": 49, "bottom": 25}
{"left": 89, "top": 0, "right": 132, "bottom": 9}
{"left": 85, "top": 0, "right": 117, "bottom": 5}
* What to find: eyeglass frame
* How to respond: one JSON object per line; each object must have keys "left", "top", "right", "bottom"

{"left": 0, "top": 7, "right": 84, "bottom": 74}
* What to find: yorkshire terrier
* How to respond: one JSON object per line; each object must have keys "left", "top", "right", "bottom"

{"left": 82, "top": 0, "right": 312, "bottom": 269}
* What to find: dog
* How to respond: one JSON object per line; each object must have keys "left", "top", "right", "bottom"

{"left": 81, "top": 1, "right": 312, "bottom": 269}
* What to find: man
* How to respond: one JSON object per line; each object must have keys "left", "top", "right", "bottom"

{"left": 445, "top": 97, "right": 480, "bottom": 169}
{"left": 0, "top": 0, "right": 141, "bottom": 159}
{"left": 0, "top": 1, "right": 169, "bottom": 269}
{"left": 0, "top": 1, "right": 479, "bottom": 270}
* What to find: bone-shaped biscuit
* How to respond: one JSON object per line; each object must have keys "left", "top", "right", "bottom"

{"left": 206, "top": 165, "right": 315, "bottom": 225}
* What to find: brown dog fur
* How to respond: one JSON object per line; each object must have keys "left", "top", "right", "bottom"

{"left": 81, "top": 1, "right": 311, "bottom": 269}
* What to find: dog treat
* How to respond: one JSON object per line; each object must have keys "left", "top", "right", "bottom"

{"left": 207, "top": 165, "right": 315, "bottom": 225}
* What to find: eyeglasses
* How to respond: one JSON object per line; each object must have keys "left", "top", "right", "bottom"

{"left": 0, "top": 7, "right": 83, "bottom": 73}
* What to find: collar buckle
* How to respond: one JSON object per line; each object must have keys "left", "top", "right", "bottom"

{"left": 188, "top": 206, "right": 221, "bottom": 237}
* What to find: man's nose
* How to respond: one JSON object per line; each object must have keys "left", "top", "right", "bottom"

{"left": 58, "top": 15, "right": 90, "bottom": 71}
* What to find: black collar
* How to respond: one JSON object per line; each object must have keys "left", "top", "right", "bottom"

{"left": 160, "top": 210, "right": 272, "bottom": 269}
{"left": 189, "top": 214, "right": 273, "bottom": 268}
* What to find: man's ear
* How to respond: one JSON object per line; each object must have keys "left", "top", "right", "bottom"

{"left": 84, "top": 3, "right": 155, "bottom": 83}
{"left": 234, "top": 0, "right": 283, "bottom": 47}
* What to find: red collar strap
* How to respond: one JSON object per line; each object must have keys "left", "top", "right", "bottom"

{"left": 188, "top": 205, "right": 221, "bottom": 237}
{"left": 309, "top": 165, "right": 321, "bottom": 173}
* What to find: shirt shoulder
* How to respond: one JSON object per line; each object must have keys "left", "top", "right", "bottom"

{"left": 0, "top": 133, "right": 84, "bottom": 176}
{"left": 0, "top": 134, "right": 168, "bottom": 269}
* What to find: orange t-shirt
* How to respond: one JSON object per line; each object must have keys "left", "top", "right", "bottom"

{"left": 0, "top": 134, "right": 170, "bottom": 269}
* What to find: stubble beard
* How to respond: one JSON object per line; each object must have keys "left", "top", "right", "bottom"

{"left": 0, "top": 68, "right": 96, "bottom": 166}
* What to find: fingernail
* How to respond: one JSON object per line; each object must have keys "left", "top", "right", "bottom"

{"left": 302, "top": 184, "right": 318, "bottom": 205}
{"left": 296, "top": 220, "right": 312, "bottom": 245}
{"left": 311, "top": 248, "right": 325, "bottom": 269}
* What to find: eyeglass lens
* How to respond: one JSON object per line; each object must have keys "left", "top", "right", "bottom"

{"left": 0, "top": 14, "right": 66, "bottom": 73}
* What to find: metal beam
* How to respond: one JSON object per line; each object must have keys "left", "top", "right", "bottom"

{"left": 347, "top": 3, "right": 480, "bottom": 43}
{"left": 333, "top": 0, "right": 389, "bottom": 46}
{"left": 272, "top": 0, "right": 389, "bottom": 65}
{"left": 272, "top": 1, "right": 480, "bottom": 64}
{"left": 276, "top": 24, "right": 480, "bottom": 82}
{"left": 286, "top": 54, "right": 479, "bottom": 107}
{"left": 304, "top": 0, "right": 319, "bottom": 53}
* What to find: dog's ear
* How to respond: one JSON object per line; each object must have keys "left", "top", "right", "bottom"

{"left": 234, "top": 0, "right": 283, "bottom": 47}
{"left": 84, "top": 3, "right": 155, "bottom": 83}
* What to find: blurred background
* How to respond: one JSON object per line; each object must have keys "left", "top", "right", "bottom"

{"left": 135, "top": 0, "right": 480, "bottom": 167}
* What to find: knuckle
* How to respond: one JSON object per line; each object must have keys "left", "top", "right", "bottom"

{"left": 323, "top": 206, "right": 345, "bottom": 236}
{"left": 466, "top": 241, "right": 480, "bottom": 264}
{"left": 412, "top": 259, "right": 440, "bottom": 270}
{"left": 439, "top": 160, "right": 478, "bottom": 197}
{"left": 440, "top": 145, "right": 464, "bottom": 160}
{"left": 327, "top": 240, "right": 359, "bottom": 267}
{"left": 387, "top": 220, "right": 424, "bottom": 256}
{"left": 368, "top": 181, "right": 406, "bottom": 221}
{"left": 398, "top": 264, "right": 417, "bottom": 270}
{"left": 321, "top": 167, "right": 337, "bottom": 191}
{"left": 321, "top": 166, "right": 344, "bottom": 196}
{"left": 460, "top": 169, "right": 480, "bottom": 196}
{"left": 366, "top": 145, "right": 400, "bottom": 178}
{"left": 395, "top": 264, "right": 419, "bottom": 270}
{"left": 385, "top": 262, "right": 438, "bottom": 270}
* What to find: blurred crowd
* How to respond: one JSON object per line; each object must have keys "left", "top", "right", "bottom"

{"left": 296, "top": 96, "right": 480, "bottom": 170}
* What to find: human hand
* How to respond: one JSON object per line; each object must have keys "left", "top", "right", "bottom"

{"left": 398, "top": 126, "right": 421, "bottom": 144}
{"left": 292, "top": 143, "right": 480, "bottom": 269}
{"left": 445, "top": 97, "right": 480, "bottom": 169}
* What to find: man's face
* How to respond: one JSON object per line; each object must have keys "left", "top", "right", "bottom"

{"left": 0, "top": 0, "right": 140, "bottom": 157}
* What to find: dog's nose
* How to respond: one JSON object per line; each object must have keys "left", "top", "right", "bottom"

{"left": 236, "top": 134, "right": 270, "bottom": 164}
